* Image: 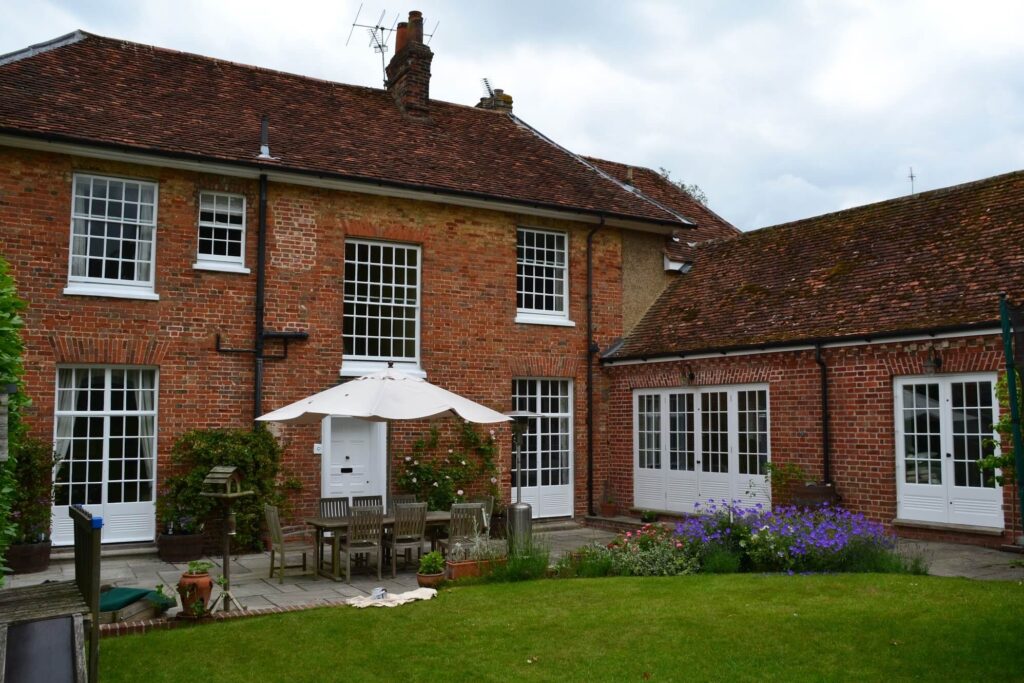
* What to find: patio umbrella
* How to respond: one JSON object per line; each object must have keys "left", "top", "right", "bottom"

{"left": 256, "top": 366, "right": 511, "bottom": 425}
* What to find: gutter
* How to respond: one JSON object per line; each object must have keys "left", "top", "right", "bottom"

{"left": 602, "top": 320, "right": 1001, "bottom": 365}
{"left": 0, "top": 129, "right": 689, "bottom": 231}
{"left": 814, "top": 344, "right": 832, "bottom": 484}
{"left": 585, "top": 217, "right": 605, "bottom": 517}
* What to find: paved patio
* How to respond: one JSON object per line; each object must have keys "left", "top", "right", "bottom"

{"left": 5, "top": 523, "right": 618, "bottom": 617}
{"left": 5, "top": 525, "right": 1022, "bottom": 619}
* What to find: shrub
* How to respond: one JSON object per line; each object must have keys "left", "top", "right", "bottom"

{"left": 159, "top": 428, "right": 288, "bottom": 550}
{"left": 418, "top": 551, "right": 445, "bottom": 575}
{"left": 0, "top": 255, "right": 28, "bottom": 583}
{"left": 607, "top": 524, "right": 701, "bottom": 577}
{"left": 488, "top": 538, "right": 550, "bottom": 582}
{"left": 700, "top": 546, "right": 742, "bottom": 574}
{"left": 554, "top": 544, "right": 616, "bottom": 578}
{"left": 9, "top": 438, "right": 54, "bottom": 544}
{"left": 396, "top": 423, "right": 500, "bottom": 510}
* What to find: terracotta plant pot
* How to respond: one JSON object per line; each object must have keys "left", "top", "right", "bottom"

{"left": 416, "top": 572, "right": 445, "bottom": 589}
{"left": 157, "top": 533, "right": 206, "bottom": 563}
{"left": 7, "top": 540, "right": 52, "bottom": 574}
{"left": 177, "top": 571, "right": 214, "bottom": 618}
{"left": 599, "top": 502, "right": 618, "bottom": 518}
{"left": 446, "top": 558, "right": 506, "bottom": 581}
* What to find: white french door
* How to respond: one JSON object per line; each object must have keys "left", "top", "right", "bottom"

{"left": 52, "top": 367, "right": 158, "bottom": 545}
{"left": 634, "top": 385, "right": 770, "bottom": 514}
{"left": 895, "top": 375, "right": 1003, "bottom": 528}
{"left": 511, "top": 379, "right": 574, "bottom": 518}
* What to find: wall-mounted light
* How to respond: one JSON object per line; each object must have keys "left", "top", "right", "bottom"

{"left": 924, "top": 349, "right": 943, "bottom": 374}
{"left": 682, "top": 366, "right": 696, "bottom": 384}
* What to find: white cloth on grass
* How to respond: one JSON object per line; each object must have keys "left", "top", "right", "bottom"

{"left": 345, "top": 587, "right": 437, "bottom": 608}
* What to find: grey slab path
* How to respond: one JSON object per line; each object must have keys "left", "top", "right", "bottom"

{"left": 4, "top": 526, "right": 1020, "bottom": 619}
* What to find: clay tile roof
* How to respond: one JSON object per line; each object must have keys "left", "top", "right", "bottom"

{"left": 0, "top": 31, "right": 690, "bottom": 228}
{"left": 612, "top": 170, "right": 1024, "bottom": 359}
{"left": 583, "top": 157, "right": 740, "bottom": 258}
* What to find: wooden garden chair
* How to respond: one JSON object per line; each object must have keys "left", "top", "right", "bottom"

{"left": 438, "top": 502, "right": 484, "bottom": 556}
{"left": 264, "top": 504, "right": 316, "bottom": 584}
{"left": 318, "top": 497, "right": 349, "bottom": 570}
{"left": 468, "top": 495, "right": 494, "bottom": 536}
{"left": 389, "top": 502, "right": 427, "bottom": 577}
{"left": 352, "top": 495, "right": 383, "bottom": 508}
{"left": 341, "top": 506, "right": 385, "bottom": 582}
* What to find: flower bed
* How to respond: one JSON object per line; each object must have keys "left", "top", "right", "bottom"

{"left": 557, "top": 501, "right": 925, "bottom": 578}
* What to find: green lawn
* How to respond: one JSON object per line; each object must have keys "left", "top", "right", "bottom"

{"left": 102, "top": 575, "right": 1024, "bottom": 682}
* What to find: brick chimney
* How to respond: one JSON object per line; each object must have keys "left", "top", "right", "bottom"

{"left": 385, "top": 11, "right": 433, "bottom": 117}
{"left": 476, "top": 88, "right": 513, "bottom": 114}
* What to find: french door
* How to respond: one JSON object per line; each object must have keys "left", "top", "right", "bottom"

{"left": 511, "top": 379, "right": 574, "bottom": 518}
{"left": 895, "top": 375, "right": 1003, "bottom": 528}
{"left": 51, "top": 367, "right": 158, "bottom": 545}
{"left": 634, "top": 385, "right": 770, "bottom": 514}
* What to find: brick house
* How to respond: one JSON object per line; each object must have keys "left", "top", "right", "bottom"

{"left": 0, "top": 16, "right": 737, "bottom": 544}
{"left": 601, "top": 171, "right": 1024, "bottom": 547}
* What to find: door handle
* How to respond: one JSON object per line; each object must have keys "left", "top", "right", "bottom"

{"left": 946, "top": 453, "right": 952, "bottom": 459}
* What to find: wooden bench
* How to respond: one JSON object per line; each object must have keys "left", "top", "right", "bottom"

{"left": 0, "top": 505, "right": 102, "bottom": 683}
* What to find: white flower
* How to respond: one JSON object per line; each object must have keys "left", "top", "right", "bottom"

{"left": 457, "top": 489, "right": 464, "bottom": 496}
{"left": 461, "top": 460, "right": 467, "bottom": 466}
{"left": 412, "top": 477, "right": 417, "bottom": 483}
{"left": 413, "top": 460, "right": 418, "bottom": 466}
{"left": 404, "top": 456, "right": 411, "bottom": 462}
{"left": 448, "top": 449, "right": 453, "bottom": 454}
{"left": 433, "top": 482, "right": 439, "bottom": 487}
{"left": 489, "top": 429, "right": 495, "bottom": 437}
{"left": 490, "top": 477, "right": 497, "bottom": 484}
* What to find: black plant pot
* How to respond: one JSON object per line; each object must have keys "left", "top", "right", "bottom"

{"left": 7, "top": 540, "right": 52, "bottom": 574}
{"left": 157, "top": 533, "right": 206, "bottom": 563}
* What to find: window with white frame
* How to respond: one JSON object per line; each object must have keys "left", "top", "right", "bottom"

{"left": 67, "top": 174, "right": 157, "bottom": 298}
{"left": 343, "top": 239, "right": 420, "bottom": 362}
{"left": 511, "top": 379, "right": 573, "bottom": 488}
{"left": 53, "top": 367, "right": 157, "bottom": 507}
{"left": 516, "top": 228, "right": 569, "bottom": 321}
{"left": 195, "top": 192, "right": 246, "bottom": 270}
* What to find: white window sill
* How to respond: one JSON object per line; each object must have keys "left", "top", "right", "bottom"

{"left": 515, "top": 313, "right": 576, "bottom": 328}
{"left": 193, "top": 262, "right": 251, "bottom": 274}
{"left": 340, "top": 360, "right": 426, "bottom": 379}
{"left": 63, "top": 283, "right": 159, "bottom": 301}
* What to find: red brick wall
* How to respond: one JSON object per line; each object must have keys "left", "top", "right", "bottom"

{"left": 1, "top": 145, "right": 624, "bottom": 528}
{"left": 603, "top": 334, "right": 1020, "bottom": 547}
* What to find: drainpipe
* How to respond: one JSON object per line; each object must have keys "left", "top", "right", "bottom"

{"left": 253, "top": 173, "right": 268, "bottom": 424}
{"left": 814, "top": 344, "right": 832, "bottom": 484}
{"left": 586, "top": 217, "right": 605, "bottom": 516}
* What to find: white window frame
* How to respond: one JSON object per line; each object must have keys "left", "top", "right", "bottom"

{"left": 193, "top": 191, "right": 250, "bottom": 274}
{"left": 64, "top": 173, "right": 159, "bottom": 300}
{"left": 515, "top": 227, "right": 574, "bottom": 327}
{"left": 341, "top": 238, "right": 422, "bottom": 377}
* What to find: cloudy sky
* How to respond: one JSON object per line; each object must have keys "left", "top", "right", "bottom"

{"left": 2, "top": 0, "right": 1022, "bottom": 229}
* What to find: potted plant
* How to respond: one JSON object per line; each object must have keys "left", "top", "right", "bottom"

{"left": 599, "top": 477, "right": 618, "bottom": 518}
{"left": 7, "top": 438, "right": 54, "bottom": 574}
{"left": 177, "top": 559, "right": 215, "bottom": 618}
{"left": 445, "top": 534, "right": 506, "bottom": 580}
{"left": 416, "top": 551, "right": 446, "bottom": 588}
{"left": 156, "top": 479, "right": 208, "bottom": 562}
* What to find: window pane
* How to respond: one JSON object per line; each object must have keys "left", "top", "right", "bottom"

{"left": 343, "top": 240, "right": 419, "bottom": 361}
{"left": 516, "top": 228, "right": 567, "bottom": 315}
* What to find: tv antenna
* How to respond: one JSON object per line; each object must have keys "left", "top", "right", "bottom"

{"left": 346, "top": 4, "right": 440, "bottom": 87}
{"left": 482, "top": 77, "right": 494, "bottom": 97}
{"left": 908, "top": 166, "right": 916, "bottom": 195}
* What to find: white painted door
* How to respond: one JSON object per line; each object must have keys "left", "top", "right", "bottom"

{"left": 633, "top": 386, "right": 770, "bottom": 514}
{"left": 512, "top": 379, "right": 574, "bottom": 518}
{"left": 896, "top": 375, "right": 1003, "bottom": 528}
{"left": 322, "top": 418, "right": 386, "bottom": 504}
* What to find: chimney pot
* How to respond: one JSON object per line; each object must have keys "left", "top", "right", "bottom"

{"left": 476, "top": 87, "right": 513, "bottom": 114}
{"left": 408, "top": 10, "right": 424, "bottom": 43}
{"left": 395, "top": 22, "right": 408, "bottom": 54}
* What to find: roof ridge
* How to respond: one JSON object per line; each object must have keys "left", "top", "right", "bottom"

{"left": 583, "top": 155, "right": 742, "bottom": 234}
{"left": 759, "top": 168, "right": 1024, "bottom": 233}
{"left": 509, "top": 115, "right": 694, "bottom": 226}
{"left": 0, "top": 30, "right": 85, "bottom": 66}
